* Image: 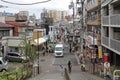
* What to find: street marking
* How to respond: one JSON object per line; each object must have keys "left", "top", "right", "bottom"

{"left": 46, "top": 70, "right": 50, "bottom": 72}
{"left": 51, "top": 58, "right": 55, "bottom": 65}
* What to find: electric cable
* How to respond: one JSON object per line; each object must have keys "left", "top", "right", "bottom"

{"left": 1, "top": 0, "right": 52, "bottom": 5}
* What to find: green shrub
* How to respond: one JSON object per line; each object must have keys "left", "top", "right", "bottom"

{"left": 23, "top": 70, "right": 27, "bottom": 75}
{"left": 8, "top": 74, "right": 16, "bottom": 80}
{"left": 0, "top": 77, "right": 7, "bottom": 80}
{"left": 0, "top": 66, "right": 32, "bottom": 80}
{"left": 110, "top": 65, "right": 116, "bottom": 74}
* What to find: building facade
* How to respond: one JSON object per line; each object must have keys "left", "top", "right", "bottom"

{"left": 47, "top": 10, "right": 68, "bottom": 23}
{"left": 19, "top": 11, "right": 29, "bottom": 20}
{"left": 85, "top": 0, "right": 101, "bottom": 60}
{"left": 101, "top": 0, "right": 120, "bottom": 66}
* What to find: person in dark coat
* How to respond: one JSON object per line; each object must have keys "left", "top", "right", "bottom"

{"left": 69, "top": 44, "right": 72, "bottom": 53}
{"left": 67, "top": 60, "right": 72, "bottom": 73}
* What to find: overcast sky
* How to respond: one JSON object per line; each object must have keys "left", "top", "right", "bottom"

{"left": 0, "top": 0, "right": 76, "bottom": 19}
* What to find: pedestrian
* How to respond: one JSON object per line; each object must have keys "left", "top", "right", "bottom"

{"left": 59, "top": 65, "right": 64, "bottom": 76}
{"left": 42, "top": 46, "right": 45, "bottom": 56}
{"left": 67, "top": 60, "right": 72, "bottom": 73}
{"left": 69, "top": 44, "right": 72, "bottom": 53}
{"left": 104, "top": 61, "right": 110, "bottom": 77}
{"left": 80, "top": 62, "right": 86, "bottom": 71}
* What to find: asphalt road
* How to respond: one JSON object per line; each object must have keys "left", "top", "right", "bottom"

{"left": 52, "top": 42, "right": 78, "bottom": 66}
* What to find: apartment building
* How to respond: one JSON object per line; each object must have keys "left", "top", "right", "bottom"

{"left": 19, "top": 11, "right": 29, "bottom": 20}
{"left": 85, "top": 0, "right": 101, "bottom": 55}
{"left": 101, "top": 0, "right": 120, "bottom": 66}
{"left": 47, "top": 10, "right": 67, "bottom": 23}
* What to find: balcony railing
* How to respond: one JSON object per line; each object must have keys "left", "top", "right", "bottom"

{"left": 86, "top": 0, "right": 99, "bottom": 11}
{"left": 110, "top": 39, "right": 120, "bottom": 52}
{"left": 102, "top": 14, "right": 120, "bottom": 26}
{"left": 101, "top": 0, "right": 111, "bottom": 7}
{"left": 102, "top": 36, "right": 109, "bottom": 46}
{"left": 110, "top": 14, "right": 120, "bottom": 25}
{"left": 102, "top": 16, "right": 109, "bottom": 25}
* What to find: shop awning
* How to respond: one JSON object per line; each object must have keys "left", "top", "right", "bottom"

{"left": 34, "top": 38, "right": 46, "bottom": 45}
{"left": 32, "top": 36, "right": 48, "bottom": 46}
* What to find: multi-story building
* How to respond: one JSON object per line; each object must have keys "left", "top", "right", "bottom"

{"left": 0, "top": 22, "right": 14, "bottom": 37}
{"left": 29, "top": 14, "right": 36, "bottom": 23}
{"left": 85, "top": 0, "right": 101, "bottom": 57}
{"left": 19, "top": 11, "right": 29, "bottom": 18}
{"left": 47, "top": 10, "right": 67, "bottom": 22}
{"left": 101, "top": 0, "right": 120, "bottom": 66}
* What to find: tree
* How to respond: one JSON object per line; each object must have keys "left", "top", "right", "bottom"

{"left": 18, "top": 36, "right": 37, "bottom": 64}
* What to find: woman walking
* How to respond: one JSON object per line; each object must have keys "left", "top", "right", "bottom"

{"left": 59, "top": 65, "right": 64, "bottom": 76}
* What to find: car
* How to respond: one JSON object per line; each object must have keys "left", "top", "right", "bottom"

{"left": 0, "top": 57, "right": 8, "bottom": 72}
{"left": 5, "top": 52, "right": 28, "bottom": 62}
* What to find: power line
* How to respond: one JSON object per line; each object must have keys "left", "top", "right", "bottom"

{"left": 1, "top": 0, "right": 52, "bottom": 5}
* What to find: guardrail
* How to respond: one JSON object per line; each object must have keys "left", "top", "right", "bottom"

{"left": 64, "top": 68, "right": 71, "bottom": 80}
{"left": 113, "top": 70, "right": 120, "bottom": 80}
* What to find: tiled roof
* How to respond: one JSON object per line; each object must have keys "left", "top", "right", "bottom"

{"left": 6, "top": 21, "right": 19, "bottom": 26}
{"left": 0, "top": 22, "right": 13, "bottom": 27}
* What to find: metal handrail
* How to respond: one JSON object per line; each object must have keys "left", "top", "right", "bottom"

{"left": 113, "top": 70, "right": 120, "bottom": 80}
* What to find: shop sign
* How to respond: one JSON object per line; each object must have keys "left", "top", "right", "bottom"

{"left": 98, "top": 46, "right": 102, "bottom": 58}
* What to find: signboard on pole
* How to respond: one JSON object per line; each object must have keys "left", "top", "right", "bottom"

{"left": 98, "top": 46, "right": 102, "bottom": 58}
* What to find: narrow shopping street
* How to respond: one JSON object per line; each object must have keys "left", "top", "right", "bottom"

{"left": 28, "top": 42, "right": 104, "bottom": 80}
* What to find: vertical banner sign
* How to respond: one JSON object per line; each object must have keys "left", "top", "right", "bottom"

{"left": 98, "top": 46, "right": 102, "bottom": 58}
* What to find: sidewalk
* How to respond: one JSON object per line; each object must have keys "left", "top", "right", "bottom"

{"left": 74, "top": 52, "right": 104, "bottom": 80}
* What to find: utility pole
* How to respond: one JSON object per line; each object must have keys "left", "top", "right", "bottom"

{"left": 72, "top": 2, "right": 75, "bottom": 28}
{"left": 69, "top": 1, "right": 75, "bottom": 31}
{"left": 80, "top": 0, "right": 84, "bottom": 54}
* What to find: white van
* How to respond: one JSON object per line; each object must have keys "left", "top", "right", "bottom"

{"left": 54, "top": 44, "right": 64, "bottom": 57}
{"left": 0, "top": 57, "right": 8, "bottom": 72}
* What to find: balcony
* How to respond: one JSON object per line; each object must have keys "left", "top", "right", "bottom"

{"left": 87, "top": 20, "right": 101, "bottom": 26}
{"left": 87, "top": 14, "right": 101, "bottom": 26}
{"left": 102, "top": 36, "right": 109, "bottom": 46}
{"left": 102, "top": 14, "right": 120, "bottom": 26}
{"left": 86, "top": 0, "right": 101, "bottom": 11}
{"left": 102, "top": 16, "right": 109, "bottom": 25}
{"left": 87, "top": 19, "right": 101, "bottom": 26}
{"left": 101, "top": 0, "right": 111, "bottom": 7}
{"left": 94, "top": 35, "right": 120, "bottom": 54}
{"left": 110, "top": 14, "right": 120, "bottom": 25}
{"left": 110, "top": 38, "right": 120, "bottom": 53}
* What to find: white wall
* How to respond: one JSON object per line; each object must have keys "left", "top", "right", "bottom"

{"left": 0, "top": 16, "right": 5, "bottom": 23}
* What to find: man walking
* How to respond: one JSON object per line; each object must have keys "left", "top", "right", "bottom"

{"left": 69, "top": 44, "right": 72, "bottom": 53}
{"left": 67, "top": 60, "right": 72, "bottom": 73}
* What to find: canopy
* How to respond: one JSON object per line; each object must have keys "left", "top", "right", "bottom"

{"left": 34, "top": 38, "right": 46, "bottom": 45}
{"left": 32, "top": 36, "right": 48, "bottom": 46}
